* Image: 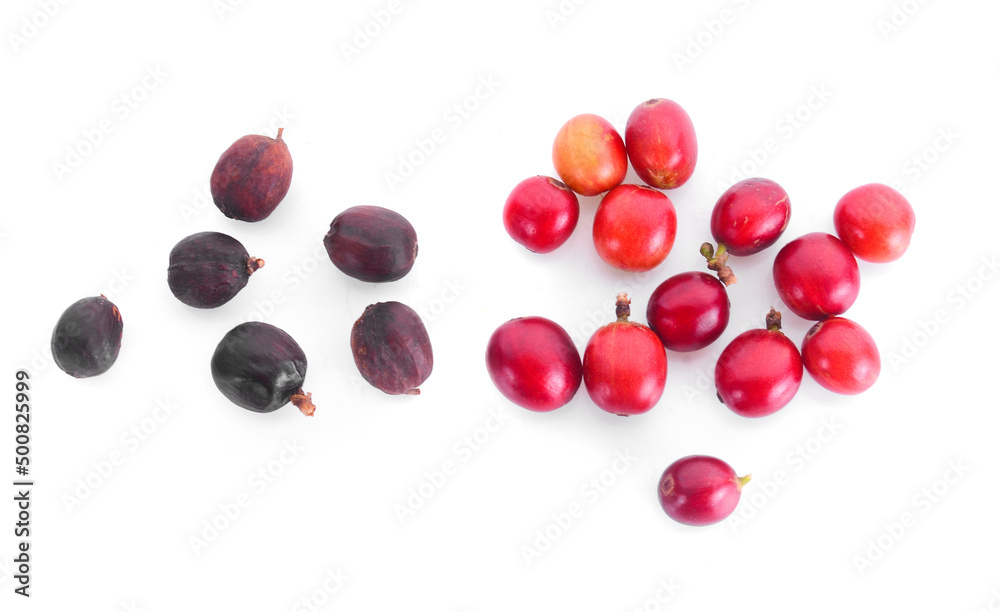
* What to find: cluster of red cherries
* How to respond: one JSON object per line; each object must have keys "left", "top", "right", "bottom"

{"left": 486, "top": 98, "right": 916, "bottom": 526}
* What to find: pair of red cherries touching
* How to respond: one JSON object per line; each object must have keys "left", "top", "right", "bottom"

{"left": 490, "top": 98, "right": 916, "bottom": 525}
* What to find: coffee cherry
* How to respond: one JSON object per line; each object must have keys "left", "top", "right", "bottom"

{"left": 502, "top": 176, "right": 580, "bottom": 254}
{"left": 658, "top": 455, "right": 750, "bottom": 526}
{"left": 324, "top": 206, "right": 418, "bottom": 283}
{"left": 834, "top": 183, "right": 915, "bottom": 263}
{"left": 715, "top": 308, "right": 802, "bottom": 418}
{"left": 211, "top": 322, "right": 315, "bottom": 416}
{"left": 711, "top": 178, "right": 791, "bottom": 256}
{"left": 646, "top": 272, "right": 730, "bottom": 352}
{"left": 552, "top": 114, "right": 627, "bottom": 196}
{"left": 352, "top": 302, "right": 433, "bottom": 395}
{"left": 211, "top": 128, "right": 293, "bottom": 222}
{"left": 625, "top": 98, "right": 697, "bottom": 190}
{"left": 486, "top": 317, "right": 582, "bottom": 411}
{"left": 801, "top": 317, "right": 881, "bottom": 394}
{"left": 51, "top": 296, "right": 123, "bottom": 378}
{"left": 772, "top": 232, "right": 860, "bottom": 321}
{"left": 167, "top": 232, "right": 263, "bottom": 308}
{"left": 583, "top": 294, "right": 667, "bottom": 416}
{"left": 593, "top": 185, "right": 677, "bottom": 272}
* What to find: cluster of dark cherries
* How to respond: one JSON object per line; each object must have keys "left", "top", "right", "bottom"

{"left": 50, "top": 129, "right": 435, "bottom": 416}
{"left": 486, "top": 98, "right": 916, "bottom": 526}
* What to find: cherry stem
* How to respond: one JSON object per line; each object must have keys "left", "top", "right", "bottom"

{"left": 736, "top": 474, "right": 752, "bottom": 490}
{"left": 247, "top": 257, "right": 265, "bottom": 275}
{"left": 700, "top": 242, "right": 737, "bottom": 287}
{"left": 615, "top": 293, "right": 631, "bottom": 322}
{"left": 291, "top": 390, "right": 315, "bottom": 417}
{"left": 275, "top": 127, "right": 284, "bottom": 141}
{"left": 765, "top": 307, "right": 783, "bottom": 333}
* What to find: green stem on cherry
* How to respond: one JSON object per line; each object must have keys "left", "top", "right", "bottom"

{"left": 701, "top": 242, "right": 737, "bottom": 287}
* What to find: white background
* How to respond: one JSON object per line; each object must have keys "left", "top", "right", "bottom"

{"left": 2, "top": 0, "right": 999, "bottom": 610}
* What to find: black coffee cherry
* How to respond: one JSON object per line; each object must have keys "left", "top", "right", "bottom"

{"left": 211, "top": 322, "right": 315, "bottom": 416}
{"left": 51, "top": 296, "right": 123, "bottom": 378}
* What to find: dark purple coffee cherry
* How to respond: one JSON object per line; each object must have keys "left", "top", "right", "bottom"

{"left": 51, "top": 296, "right": 123, "bottom": 378}
{"left": 167, "top": 232, "right": 264, "bottom": 308}
{"left": 324, "top": 206, "right": 418, "bottom": 282}
{"left": 211, "top": 322, "right": 315, "bottom": 416}
{"left": 351, "top": 302, "right": 433, "bottom": 395}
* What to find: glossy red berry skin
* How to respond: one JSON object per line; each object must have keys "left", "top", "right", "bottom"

{"left": 801, "top": 317, "right": 880, "bottom": 395}
{"left": 715, "top": 311, "right": 802, "bottom": 418}
{"left": 593, "top": 185, "right": 677, "bottom": 272}
{"left": 552, "top": 114, "right": 627, "bottom": 197}
{"left": 583, "top": 295, "right": 667, "bottom": 416}
{"left": 658, "top": 455, "right": 749, "bottom": 526}
{"left": 485, "top": 317, "right": 583, "bottom": 412}
{"left": 646, "top": 272, "right": 730, "bottom": 352}
{"left": 502, "top": 176, "right": 580, "bottom": 254}
{"left": 834, "top": 183, "right": 915, "bottom": 263}
{"left": 711, "top": 178, "right": 791, "bottom": 256}
{"left": 772, "top": 232, "right": 860, "bottom": 321}
{"left": 625, "top": 98, "right": 697, "bottom": 190}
